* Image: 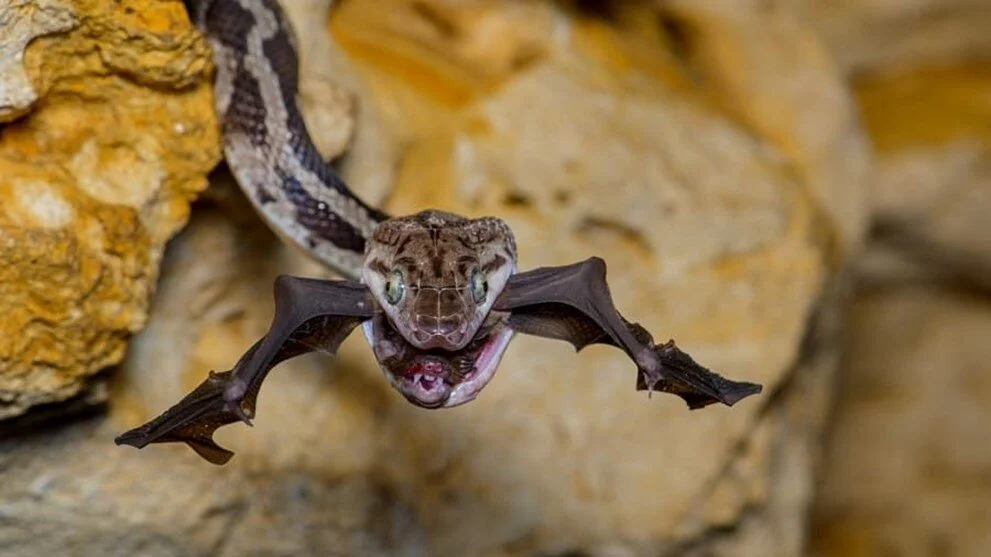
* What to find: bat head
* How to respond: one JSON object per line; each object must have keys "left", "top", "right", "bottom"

{"left": 361, "top": 210, "right": 517, "bottom": 407}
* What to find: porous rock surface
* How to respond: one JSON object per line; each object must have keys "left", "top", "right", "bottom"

{"left": 1, "top": 1, "right": 869, "bottom": 556}
{"left": 0, "top": 0, "right": 219, "bottom": 419}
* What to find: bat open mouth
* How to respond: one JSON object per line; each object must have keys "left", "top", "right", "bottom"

{"left": 363, "top": 314, "right": 515, "bottom": 408}
{"left": 397, "top": 355, "right": 453, "bottom": 408}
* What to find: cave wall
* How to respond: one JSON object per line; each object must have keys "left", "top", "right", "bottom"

{"left": 1, "top": 0, "right": 987, "bottom": 555}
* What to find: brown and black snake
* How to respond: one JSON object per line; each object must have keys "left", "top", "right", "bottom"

{"left": 114, "top": 0, "right": 762, "bottom": 465}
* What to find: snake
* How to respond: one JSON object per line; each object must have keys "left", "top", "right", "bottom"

{"left": 113, "top": 0, "right": 762, "bottom": 435}
{"left": 183, "top": 0, "right": 520, "bottom": 407}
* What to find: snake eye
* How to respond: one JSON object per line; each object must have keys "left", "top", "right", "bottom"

{"left": 385, "top": 270, "right": 405, "bottom": 305}
{"left": 470, "top": 269, "right": 488, "bottom": 303}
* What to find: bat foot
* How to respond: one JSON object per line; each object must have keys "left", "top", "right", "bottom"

{"left": 220, "top": 375, "right": 253, "bottom": 425}
{"left": 635, "top": 340, "right": 762, "bottom": 409}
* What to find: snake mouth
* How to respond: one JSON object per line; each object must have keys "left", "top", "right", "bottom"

{"left": 363, "top": 314, "right": 514, "bottom": 408}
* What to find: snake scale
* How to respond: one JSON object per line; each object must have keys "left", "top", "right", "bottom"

{"left": 186, "top": 0, "right": 392, "bottom": 277}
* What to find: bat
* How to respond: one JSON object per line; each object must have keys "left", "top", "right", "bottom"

{"left": 115, "top": 257, "right": 761, "bottom": 465}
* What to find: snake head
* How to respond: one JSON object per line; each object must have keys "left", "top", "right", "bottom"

{"left": 362, "top": 211, "right": 517, "bottom": 351}
{"left": 360, "top": 211, "right": 518, "bottom": 408}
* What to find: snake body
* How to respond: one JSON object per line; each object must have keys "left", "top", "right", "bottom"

{"left": 186, "top": 0, "right": 389, "bottom": 278}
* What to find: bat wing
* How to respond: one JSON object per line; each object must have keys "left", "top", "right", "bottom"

{"left": 494, "top": 258, "right": 762, "bottom": 409}
{"left": 115, "top": 276, "right": 374, "bottom": 464}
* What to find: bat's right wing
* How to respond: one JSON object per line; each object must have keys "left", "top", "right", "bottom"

{"left": 115, "top": 276, "right": 374, "bottom": 465}
{"left": 494, "top": 258, "right": 762, "bottom": 409}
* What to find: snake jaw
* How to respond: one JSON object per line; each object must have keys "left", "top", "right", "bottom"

{"left": 362, "top": 313, "right": 513, "bottom": 408}
{"left": 446, "top": 326, "right": 515, "bottom": 407}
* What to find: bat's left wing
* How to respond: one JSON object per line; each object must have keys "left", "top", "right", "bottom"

{"left": 494, "top": 258, "right": 762, "bottom": 409}
{"left": 115, "top": 276, "right": 374, "bottom": 464}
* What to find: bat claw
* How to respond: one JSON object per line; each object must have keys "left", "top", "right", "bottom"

{"left": 228, "top": 401, "right": 254, "bottom": 426}
{"left": 221, "top": 377, "right": 254, "bottom": 425}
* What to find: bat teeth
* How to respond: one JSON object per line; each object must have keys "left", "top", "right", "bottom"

{"left": 413, "top": 372, "right": 442, "bottom": 390}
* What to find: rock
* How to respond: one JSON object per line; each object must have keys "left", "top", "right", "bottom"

{"left": 0, "top": 414, "right": 427, "bottom": 557}
{"left": 0, "top": 0, "right": 220, "bottom": 419}
{"left": 661, "top": 0, "right": 871, "bottom": 253}
{"left": 854, "top": 64, "right": 991, "bottom": 290}
{"left": 4, "top": 0, "right": 869, "bottom": 556}
{"left": 0, "top": 0, "right": 76, "bottom": 121}
{"left": 669, "top": 281, "right": 843, "bottom": 557}
{"left": 812, "top": 286, "right": 991, "bottom": 557}
{"left": 809, "top": 47, "right": 991, "bottom": 557}
{"left": 793, "top": 0, "right": 991, "bottom": 75}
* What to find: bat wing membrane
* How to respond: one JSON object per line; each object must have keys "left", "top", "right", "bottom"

{"left": 115, "top": 277, "right": 373, "bottom": 464}
{"left": 495, "top": 258, "right": 762, "bottom": 409}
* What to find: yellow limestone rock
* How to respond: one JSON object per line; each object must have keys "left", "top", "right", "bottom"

{"left": 0, "top": 0, "right": 76, "bottom": 121}
{"left": 0, "top": 0, "right": 220, "bottom": 418}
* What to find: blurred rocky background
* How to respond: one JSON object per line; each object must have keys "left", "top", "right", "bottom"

{"left": 0, "top": 0, "right": 987, "bottom": 555}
